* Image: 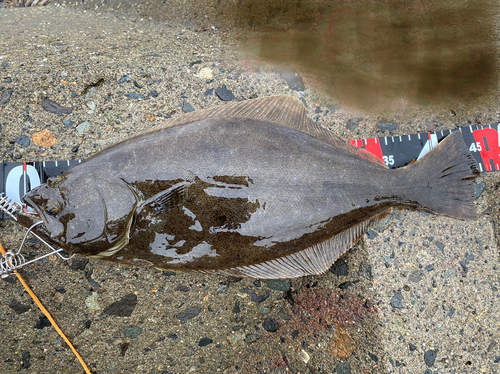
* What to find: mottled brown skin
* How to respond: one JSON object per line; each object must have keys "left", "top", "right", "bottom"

{"left": 18, "top": 111, "right": 478, "bottom": 275}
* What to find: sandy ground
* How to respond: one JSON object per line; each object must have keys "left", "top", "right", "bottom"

{"left": 0, "top": 2, "right": 499, "bottom": 374}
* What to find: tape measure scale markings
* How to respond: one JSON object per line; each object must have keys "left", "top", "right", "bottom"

{"left": 1, "top": 124, "right": 498, "bottom": 219}
{"left": 0, "top": 160, "right": 81, "bottom": 220}
{"left": 349, "top": 123, "right": 500, "bottom": 172}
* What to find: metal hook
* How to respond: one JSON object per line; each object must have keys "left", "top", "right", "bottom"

{"left": 0, "top": 193, "right": 74, "bottom": 278}
{"left": 0, "top": 193, "right": 22, "bottom": 221}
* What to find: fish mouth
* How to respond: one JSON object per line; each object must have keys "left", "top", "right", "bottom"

{"left": 18, "top": 197, "right": 44, "bottom": 227}
{"left": 15, "top": 201, "right": 55, "bottom": 243}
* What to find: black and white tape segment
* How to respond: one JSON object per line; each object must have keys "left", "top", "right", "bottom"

{"left": 1, "top": 123, "right": 499, "bottom": 219}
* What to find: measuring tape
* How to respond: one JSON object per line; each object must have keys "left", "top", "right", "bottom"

{"left": 1, "top": 123, "right": 498, "bottom": 220}
{"left": 348, "top": 123, "right": 499, "bottom": 173}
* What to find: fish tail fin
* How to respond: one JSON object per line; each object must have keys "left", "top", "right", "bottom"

{"left": 406, "top": 131, "right": 480, "bottom": 219}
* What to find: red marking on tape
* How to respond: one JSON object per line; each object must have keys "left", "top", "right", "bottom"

{"left": 472, "top": 128, "right": 500, "bottom": 171}
{"left": 349, "top": 138, "right": 384, "bottom": 161}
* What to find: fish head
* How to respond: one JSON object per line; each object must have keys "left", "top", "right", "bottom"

{"left": 18, "top": 174, "right": 139, "bottom": 257}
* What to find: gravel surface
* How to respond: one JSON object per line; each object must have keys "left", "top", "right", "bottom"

{"left": 0, "top": 2, "right": 499, "bottom": 374}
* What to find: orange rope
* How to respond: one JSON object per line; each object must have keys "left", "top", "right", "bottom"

{"left": 0, "top": 241, "right": 91, "bottom": 374}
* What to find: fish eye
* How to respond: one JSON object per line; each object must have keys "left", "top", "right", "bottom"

{"left": 45, "top": 200, "right": 61, "bottom": 216}
{"left": 47, "top": 175, "right": 64, "bottom": 188}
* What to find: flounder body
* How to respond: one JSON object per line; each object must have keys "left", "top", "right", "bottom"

{"left": 18, "top": 96, "right": 479, "bottom": 278}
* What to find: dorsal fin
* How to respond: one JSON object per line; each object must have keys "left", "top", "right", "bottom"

{"left": 145, "top": 96, "right": 387, "bottom": 168}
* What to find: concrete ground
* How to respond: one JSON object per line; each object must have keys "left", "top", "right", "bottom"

{"left": 0, "top": 1, "right": 499, "bottom": 373}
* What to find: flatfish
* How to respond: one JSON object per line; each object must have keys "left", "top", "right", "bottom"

{"left": 18, "top": 96, "right": 479, "bottom": 278}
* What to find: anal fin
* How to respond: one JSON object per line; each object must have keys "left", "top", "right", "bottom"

{"left": 201, "top": 210, "right": 390, "bottom": 279}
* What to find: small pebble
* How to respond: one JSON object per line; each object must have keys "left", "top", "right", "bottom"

{"left": 232, "top": 301, "right": 241, "bottom": 314}
{"left": 20, "top": 351, "right": 31, "bottom": 369}
{"left": 35, "top": 316, "right": 51, "bottom": 329}
{"left": 424, "top": 349, "right": 437, "bottom": 367}
{"left": 366, "top": 229, "right": 378, "bottom": 239}
{"left": 70, "top": 258, "right": 89, "bottom": 270}
{"left": 390, "top": 293, "right": 403, "bottom": 309}
{"left": 85, "top": 269, "right": 101, "bottom": 288}
{"left": 118, "top": 75, "right": 130, "bottom": 83}
{"left": 264, "top": 279, "right": 290, "bottom": 292}
{"left": 298, "top": 349, "right": 310, "bottom": 363}
{"left": 15, "top": 135, "right": 30, "bottom": 147}
{"left": 126, "top": 92, "right": 145, "bottom": 100}
{"left": 262, "top": 317, "right": 279, "bottom": 332}
{"left": 182, "top": 102, "right": 195, "bottom": 113}
{"left": 176, "top": 307, "right": 201, "bottom": 324}
{"left": 330, "top": 259, "right": 349, "bottom": 276}
{"left": 335, "top": 362, "right": 351, "bottom": 374}
{"left": 123, "top": 326, "right": 142, "bottom": 339}
{"left": 424, "top": 264, "right": 434, "bottom": 271}
{"left": 409, "top": 343, "right": 417, "bottom": 351}
{"left": 277, "top": 310, "right": 291, "bottom": 320}
{"left": 474, "top": 182, "right": 486, "bottom": 200}
{"left": 215, "top": 85, "right": 235, "bottom": 101}
{"left": 459, "top": 261, "right": 468, "bottom": 273}
{"left": 198, "top": 337, "right": 213, "bottom": 347}
{"left": 251, "top": 291, "right": 270, "bottom": 303}
{"left": 63, "top": 119, "right": 74, "bottom": 128}
{"left": 76, "top": 121, "right": 91, "bottom": 134}
{"left": 8, "top": 300, "right": 30, "bottom": 314}
{"left": 102, "top": 294, "right": 137, "bottom": 317}
{"left": 448, "top": 307, "right": 456, "bottom": 317}
{"left": 0, "top": 89, "right": 13, "bottom": 106}
{"left": 435, "top": 241, "right": 445, "bottom": 251}
{"left": 197, "top": 67, "right": 213, "bottom": 80}
{"left": 359, "top": 262, "right": 374, "bottom": 280}
{"left": 41, "top": 97, "right": 72, "bottom": 115}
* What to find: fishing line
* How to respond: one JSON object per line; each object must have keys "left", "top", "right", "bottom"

{"left": 0, "top": 239, "right": 92, "bottom": 374}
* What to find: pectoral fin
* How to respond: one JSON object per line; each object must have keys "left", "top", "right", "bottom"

{"left": 139, "top": 181, "right": 189, "bottom": 213}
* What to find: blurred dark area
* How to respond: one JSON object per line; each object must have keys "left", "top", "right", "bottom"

{"left": 232, "top": 0, "right": 498, "bottom": 109}
{"left": 3, "top": 0, "right": 498, "bottom": 110}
